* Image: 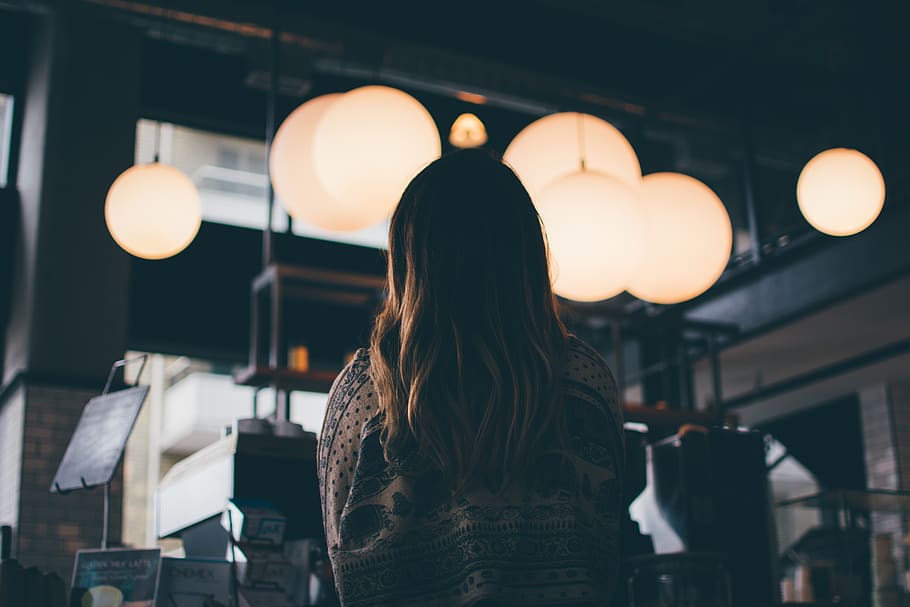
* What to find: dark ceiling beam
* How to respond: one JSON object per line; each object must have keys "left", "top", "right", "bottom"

{"left": 528, "top": 0, "right": 868, "bottom": 74}
{"left": 0, "top": 0, "right": 49, "bottom": 13}
{"left": 76, "top": 0, "right": 740, "bottom": 132}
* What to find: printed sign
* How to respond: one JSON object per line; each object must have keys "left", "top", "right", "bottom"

{"left": 71, "top": 548, "right": 161, "bottom": 607}
{"left": 156, "top": 558, "right": 231, "bottom": 607}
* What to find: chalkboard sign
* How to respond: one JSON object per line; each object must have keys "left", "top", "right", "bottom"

{"left": 50, "top": 385, "right": 150, "bottom": 493}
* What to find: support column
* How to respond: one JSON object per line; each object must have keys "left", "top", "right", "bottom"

{"left": 0, "top": 2, "right": 142, "bottom": 579}
{"left": 638, "top": 318, "right": 694, "bottom": 411}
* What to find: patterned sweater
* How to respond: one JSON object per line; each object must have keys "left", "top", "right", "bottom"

{"left": 317, "top": 336, "right": 624, "bottom": 606}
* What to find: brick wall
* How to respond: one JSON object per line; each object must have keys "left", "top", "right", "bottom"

{"left": 3, "top": 383, "right": 124, "bottom": 580}
{"left": 0, "top": 385, "right": 25, "bottom": 544}
{"left": 859, "top": 383, "right": 910, "bottom": 599}
{"left": 860, "top": 384, "right": 900, "bottom": 490}
{"left": 889, "top": 384, "right": 910, "bottom": 488}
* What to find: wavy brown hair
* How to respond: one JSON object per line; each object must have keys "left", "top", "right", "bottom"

{"left": 369, "top": 149, "right": 569, "bottom": 491}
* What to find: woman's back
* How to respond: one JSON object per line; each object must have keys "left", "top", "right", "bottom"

{"left": 317, "top": 149, "right": 624, "bottom": 605}
{"left": 318, "top": 335, "right": 623, "bottom": 607}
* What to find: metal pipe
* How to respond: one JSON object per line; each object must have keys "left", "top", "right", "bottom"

{"left": 310, "top": 59, "right": 557, "bottom": 116}
{"left": 677, "top": 341, "right": 692, "bottom": 410}
{"left": 81, "top": 0, "right": 734, "bottom": 131}
{"left": 262, "top": 0, "right": 279, "bottom": 268}
{"left": 280, "top": 390, "right": 291, "bottom": 421}
{"left": 741, "top": 112, "right": 763, "bottom": 266}
{"left": 611, "top": 319, "right": 625, "bottom": 404}
{"left": 709, "top": 335, "right": 723, "bottom": 413}
{"left": 251, "top": 386, "right": 261, "bottom": 418}
{"left": 101, "top": 482, "right": 110, "bottom": 549}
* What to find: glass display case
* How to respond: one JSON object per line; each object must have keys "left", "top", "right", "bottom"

{"left": 776, "top": 489, "right": 910, "bottom": 607}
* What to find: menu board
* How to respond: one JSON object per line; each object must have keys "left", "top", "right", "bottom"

{"left": 51, "top": 385, "right": 150, "bottom": 492}
{"left": 70, "top": 548, "right": 161, "bottom": 607}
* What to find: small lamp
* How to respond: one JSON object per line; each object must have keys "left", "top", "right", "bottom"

{"left": 449, "top": 113, "right": 488, "bottom": 148}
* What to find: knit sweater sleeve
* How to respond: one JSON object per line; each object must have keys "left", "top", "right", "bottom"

{"left": 317, "top": 349, "right": 373, "bottom": 551}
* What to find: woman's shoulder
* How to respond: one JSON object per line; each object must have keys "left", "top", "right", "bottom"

{"left": 566, "top": 335, "right": 614, "bottom": 383}
{"left": 325, "top": 348, "right": 375, "bottom": 415}
{"left": 320, "top": 348, "right": 377, "bottom": 459}
{"left": 565, "top": 334, "right": 621, "bottom": 413}
{"left": 567, "top": 333, "right": 605, "bottom": 359}
{"left": 331, "top": 347, "right": 372, "bottom": 385}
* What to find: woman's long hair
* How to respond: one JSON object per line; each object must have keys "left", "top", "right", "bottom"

{"left": 369, "top": 149, "right": 568, "bottom": 491}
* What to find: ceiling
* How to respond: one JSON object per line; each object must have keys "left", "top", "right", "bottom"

{"left": 5, "top": 0, "right": 906, "bottom": 212}
{"left": 103, "top": 0, "right": 904, "bottom": 261}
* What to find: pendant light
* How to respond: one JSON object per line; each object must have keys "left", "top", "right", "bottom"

{"left": 627, "top": 172, "right": 732, "bottom": 304}
{"left": 105, "top": 122, "right": 201, "bottom": 260}
{"left": 796, "top": 59, "right": 886, "bottom": 238}
{"left": 503, "top": 111, "right": 641, "bottom": 199}
{"left": 449, "top": 113, "right": 488, "bottom": 148}
{"left": 310, "top": 85, "right": 442, "bottom": 231}
{"left": 797, "top": 148, "right": 885, "bottom": 237}
{"left": 513, "top": 113, "right": 645, "bottom": 301}
{"left": 270, "top": 94, "right": 360, "bottom": 230}
{"left": 104, "top": 9, "right": 201, "bottom": 260}
{"left": 538, "top": 169, "right": 644, "bottom": 301}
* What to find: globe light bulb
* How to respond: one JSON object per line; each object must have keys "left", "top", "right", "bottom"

{"left": 628, "top": 172, "right": 733, "bottom": 304}
{"left": 503, "top": 112, "right": 641, "bottom": 200}
{"left": 269, "top": 93, "right": 371, "bottom": 231}
{"left": 537, "top": 170, "right": 644, "bottom": 302}
{"left": 105, "top": 163, "right": 201, "bottom": 260}
{"left": 311, "top": 85, "right": 441, "bottom": 230}
{"left": 448, "top": 113, "right": 488, "bottom": 148}
{"left": 797, "top": 148, "right": 885, "bottom": 237}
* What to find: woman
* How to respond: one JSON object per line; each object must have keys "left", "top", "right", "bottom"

{"left": 318, "top": 149, "right": 624, "bottom": 606}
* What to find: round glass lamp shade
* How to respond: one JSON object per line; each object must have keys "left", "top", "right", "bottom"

{"left": 312, "top": 85, "right": 441, "bottom": 230}
{"left": 627, "top": 173, "right": 733, "bottom": 304}
{"left": 105, "top": 163, "right": 201, "bottom": 260}
{"left": 503, "top": 112, "right": 641, "bottom": 199}
{"left": 797, "top": 148, "right": 885, "bottom": 236}
{"left": 537, "top": 170, "right": 644, "bottom": 302}
{"left": 270, "top": 93, "right": 367, "bottom": 231}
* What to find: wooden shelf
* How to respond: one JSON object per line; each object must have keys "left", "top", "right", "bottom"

{"left": 252, "top": 263, "right": 386, "bottom": 293}
{"left": 234, "top": 366, "right": 340, "bottom": 393}
{"left": 622, "top": 403, "right": 726, "bottom": 427}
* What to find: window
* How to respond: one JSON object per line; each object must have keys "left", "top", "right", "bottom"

{"left": 0, "top": 94, "right": 14, "bottom": 188}
{"left": 135, "top": 120, "right": 389, "bottom": 248}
